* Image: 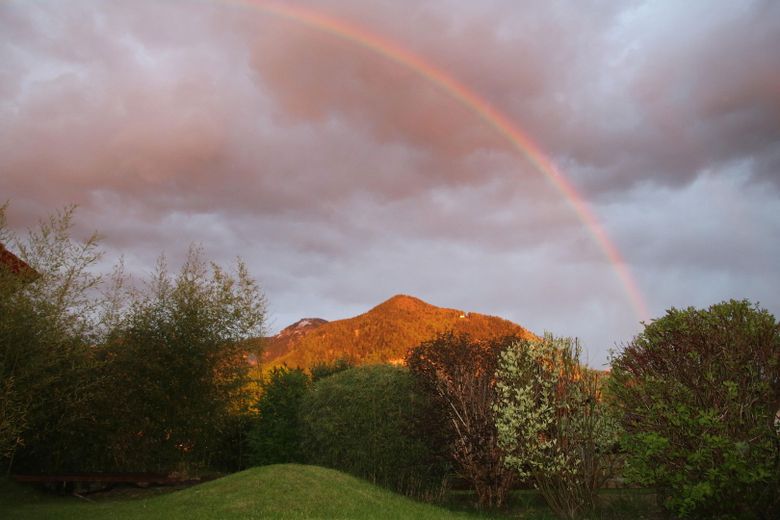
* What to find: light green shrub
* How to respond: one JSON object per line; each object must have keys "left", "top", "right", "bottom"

{"left": 494, "top": 334, "right": 619, "bottom": 519}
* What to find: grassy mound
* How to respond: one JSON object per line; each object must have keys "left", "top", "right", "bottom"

{"left": 1, "top": 464, "right": 484, "bottom": 519}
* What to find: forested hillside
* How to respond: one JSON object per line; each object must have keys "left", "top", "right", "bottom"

{"left": 263, "top": 294, "right": 537, "bottom": 369}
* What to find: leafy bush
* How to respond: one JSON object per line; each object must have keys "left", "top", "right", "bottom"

{"left": 299, "top": 364, "right": 448, "bottom": 497}
{"left": 407, "top": 333, "right": 517, "bottom": 508}
{"left": 609, "top": 300, "right": 780, "bottom": 519}
{"left": 248, "top": 366, "right": 310, "bottom": 465}
{"left": 494, "top": 334, "right": 619, "bottom": 519}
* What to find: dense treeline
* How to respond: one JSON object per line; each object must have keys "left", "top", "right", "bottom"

{"left": 244, "top": 362, "right": 450, "bottom": 497}
{"left": 1, "top": 205, "right": 266, "bottom": 475}
{"left": 247, "top": 366, "right": 310, "bottom": 466}
{"left": 3, "top": 205, "right": 779, "bottom": 520}
{"left": 253, "top": 311, "right": 779, "bottom": 519}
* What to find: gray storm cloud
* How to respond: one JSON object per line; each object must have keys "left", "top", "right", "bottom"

{"left": 1, "top": 0, "right": 778, "bottom": 366}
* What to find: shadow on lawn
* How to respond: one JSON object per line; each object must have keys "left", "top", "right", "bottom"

{"left": 442, "top": 488, "right": 662, "bottom": 520}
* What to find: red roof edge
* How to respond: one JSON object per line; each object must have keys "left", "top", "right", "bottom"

{"left": 0, "top": 243, "right": 38, "bottom": 279}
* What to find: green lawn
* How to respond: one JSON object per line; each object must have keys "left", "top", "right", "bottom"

{"left": 1, "top": 464, "right": 659, "bottom": 520}
{"left": 1, "top": 464, "right": 487, "bottom": 520}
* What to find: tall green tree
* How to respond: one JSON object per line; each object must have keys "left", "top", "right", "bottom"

{"left": 1, "top": 204, "right": 105, "bottom": 473}
{"left": 1, "top": 204, "right": 268, "bottom": 474}
{"left": 247, "top": 365, "right": 310, "bottom": 466}
{"left": 102, "top": 248, "right": 266, "bottom": 473}
{"left": 609, "top": 300, "right": 780, "bottom": 519}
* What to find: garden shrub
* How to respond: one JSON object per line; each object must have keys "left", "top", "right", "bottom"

{"left": 1, "top": 205, "right": 268, "bottom": 475}
{"left": 299, "top": 364, "right": 448, "bottom": 498}
{"left": 248, "top": 366, "right": 310, "bottom": 466}
{"left": 608, "top": 300, "right": 780, "bottom": 519}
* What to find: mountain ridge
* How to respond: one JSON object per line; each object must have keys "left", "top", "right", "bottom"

{"left": 262, "top": 294, "right": 537, "bottom": 369}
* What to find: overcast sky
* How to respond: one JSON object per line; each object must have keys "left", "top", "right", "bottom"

{"left": 2, "top": 0, "right": 778, "bottom": 366}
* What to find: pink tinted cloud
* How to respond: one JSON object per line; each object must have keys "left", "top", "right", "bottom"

{"left": 1, "top": 0, "right": 779, "bottom": 366}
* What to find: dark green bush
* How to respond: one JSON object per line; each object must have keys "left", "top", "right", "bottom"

{"left": 609, "top": 300, "right": 780, "bottom": 519}
{"left": 299, "top": 364, "right": 449, "bottom": 497}
{"left": 247, "top": 366, "right": 310, "bottom": 466}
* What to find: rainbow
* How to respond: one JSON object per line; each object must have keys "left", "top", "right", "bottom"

{"left": 218, "top": 0, "right": 650, "bottom": 322}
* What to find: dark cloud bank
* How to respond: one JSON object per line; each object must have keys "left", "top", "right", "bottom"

{"left": 1, "top": 0, "right": 778, "bottom": 366}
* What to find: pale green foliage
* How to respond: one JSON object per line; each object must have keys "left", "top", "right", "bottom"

{"left": 10, "top": 206, "right": 105, "bottom": 341}
{"left": 494, "top": 334, "right": 619, "bottom": 519}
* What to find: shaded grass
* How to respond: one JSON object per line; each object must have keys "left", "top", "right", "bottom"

{"left": 1, "top": 464, "right": 482, "bottom": 520}
{"left": 443, "top": 488, "right": 659, "bottom": 520}
{"left": 1, "top": 465, "right": 661, "bottom": 519}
